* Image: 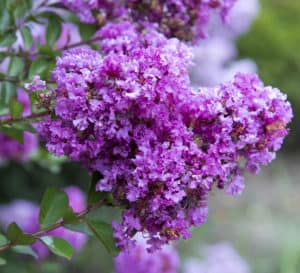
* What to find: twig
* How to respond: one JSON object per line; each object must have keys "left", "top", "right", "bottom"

{"left": 0, "top": 110, "right": 51, "bottom": 125}
{"left": 0, "top": 200, "right": 104, "bottom": 253}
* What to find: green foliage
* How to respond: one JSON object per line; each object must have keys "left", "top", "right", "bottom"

{"left": 39, "top": 236, "right": 74, "bottom": 260}
{"left": 12, "top": 246, "right": 38, "bottom": 259}
{"left": 46, "top": 17, "right": 62, "bottom": 46}
{"left": 6, "top": 223, "right": 36, "bottom": 245}
{"left": 9, "top": 98, "right": 24, "bottom": 119}
{"left": 20, "top": 26, "right": 33, "bottom": 50}
{"left": 87, "top": 219, "right": 119, "bottom": 256}
{"left": 8, "top": 57, "right": 25, "bottom": 78}
{"left": 28, "top": 57, "right": 49, "bottom": 80}
{"left": 39, "top": 187, "right": 71, "bottom": 228}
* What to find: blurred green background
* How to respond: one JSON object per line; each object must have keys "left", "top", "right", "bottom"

{"left": 1, "top": 0, "right": 300, "bottom": 272}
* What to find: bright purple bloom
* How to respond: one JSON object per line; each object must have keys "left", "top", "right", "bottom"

{"left": 59, "top": 0, "right": 237, "bottom": 42}
{"left": 38, "top": 22, "right": 292, "bottom": 251}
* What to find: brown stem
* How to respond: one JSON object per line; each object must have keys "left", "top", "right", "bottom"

{"left": 0, "top": 200, "right": 104, "bottom": 253}
{"left": 0, "top": 110, "right": 51, "bottom": 125}
{"left": 59, "top": 36, "right": 102, "bottom": 51}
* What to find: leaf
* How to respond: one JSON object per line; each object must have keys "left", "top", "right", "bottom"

{"left": 0, "top": 233, "right": 8, "bottom": 246}
{"left": 2, "top": 82, "right": 17, "bottom": 105}
{"left": 12, "top": 245, "right": 38, "bottom": 259}
{"left": 0, "top": 125, "right": 24, "bottom": 143}
{"left": 79, "top": 23, "right": 97, "bottom": 40}
{"left": 9, "top": 98, "right": 24, "bottom": 118}
{"left": 0, "top": 257, "right": 6, "bottom": 266}
{"left": 65, "top": 222, "right": 93, "bottom": 236}
{"left": 20, "top": 26, "right": 33, "bottom": 50}
{"left": 88, "top": 172, "right": 106, "bottom": 206}
{"left": 63, "top": 207, "right": 79, "bottom": 225}
{"left": 8, "top": 56, "right": 24, "bottom": 77}
{"left": 39, "top": 236, "right": 74, "bottom": 260}
{"left": 0, "top": 33, "right": 17, "bottom": 47}
{"left": 6, "top": 223, "right": 36, "bottom": 245}
{"left": 0, "top": 9, "right": 10, "bottom": 34}
{"left": 39, "top": 187, "right": 69, "bottom": 228}
{"left": 46, "top": 17, "right": 62, "bottom": 46}
{"left": 28, "top": 57, "right": 49, "bottom": 80}
{"left": 13, "top": 122, "right": 36, "bottom": 133}
{"left": 87, "top": 219, "right": 119, "bottom": 256}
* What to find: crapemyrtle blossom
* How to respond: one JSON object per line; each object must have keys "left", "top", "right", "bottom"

{"left": 0, "top": 89, "right": 38, "bottom": 162}
{"left": 37, "top": 22, "right": 292, "bottom": 251}
{"left": 183, "top": 242, "right": 250, "bottom": 273}
{"left": 60, "top": 0, "right": 125, "bottom": 24}
{"left": 0, "top": 186, "right": 87, "bottom": 258}
{"left": 59, "top": 0, "right": 237, "bottom": 42}
{"left": 114, "top": 236, "right": 179, "bottom": 273}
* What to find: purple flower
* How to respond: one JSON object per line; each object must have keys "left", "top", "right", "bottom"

{"left": 38, "top": 22, "right": 292, "bottom": 251}
{"left": 59, "top": 0, "right": 237, "bottom": 42}
{"left": 24, "top": 75, "right": 46, "bottom": 92}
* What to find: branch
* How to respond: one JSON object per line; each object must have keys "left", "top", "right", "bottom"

{"left": 0, "top": 200, "right": 104, "bottom": 253}
{"left": 0, "top": 110, "right": 51, "bottom": 125}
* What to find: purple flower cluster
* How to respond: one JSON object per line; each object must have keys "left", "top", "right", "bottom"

{"left": 114, "top": 236, "right": 179, "bottom": 273}
{"left": 60, "top": 0, "right": 237, "bottom": 42}
{"left": 37, "top": 22, "right": 292, "bottom": 251}
{"left": 183, "top": 242, "right": 250, "bottom": 273}
{"left": 0, "top": 89, "right": 38, "bottom": 162}
{"left": 60, "top": 0, "right": 125, "bottom": 24}
{"left": 0, "top": 186, "right": 87, "bottom": 258}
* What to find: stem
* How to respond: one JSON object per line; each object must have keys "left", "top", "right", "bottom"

{"left": 59, "top": 36, "right": 102, "bottom": 51}
{"left": 0, "top": 200, "right": 104, "bottom": 253}
{"left": 0, "top": 110, "right": 51, "bottom": 125}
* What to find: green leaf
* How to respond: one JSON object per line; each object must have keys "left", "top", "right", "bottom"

{"left": 12, "top": 245, "right": 38, "bottom": 259}
{"left": 79, "top": 23, "right": 97, "bottom": 41}
{"left": 39, "top": 236, "right": 74, "bottom": 260}
{"left": 0, "top": 257, "right": 6, "bottom": 266}
{"left": 65, "top": 222, "right": 93, "bottom": 236}
{"left": 2, "top": 82, "right": 17, "bottom": 104}
{"left": 13, "top": 122, "right": 36, "bottom": 133}
{"left": 88, "top": 172, "right": 106, "bottom": 206}
{"left": 28, "top": 57, "right": 49, "bottom": 80}
{"left": 6, "top": 223, "right": 36, "bottom": 245}
{"left": 0, "top": 233, "right": 8, "bottom": 246}
{"left": 0, "top": 125, "right": 24, "bottom": 143}
{"left": 0, "top": 9, "right": 10, "bottom": 34}
{"left": 8, "top": 56, "right": 24, "bottom": 77}
{"left": 39, "top": 187, "right": 69, "bottom": 228}
{"left": 46, "top": 17, "right": 62, "bottom": 46}
{"left": 9, "top": 98, "right": 24, "bottom": 118}
{"left": 13, "top": 4, "right": 28, "bottom": 20}
{"left": 20, "top": 26, "right": 33, "bottom": 50}
{"left": 0, "top": 33, "right": 17, "bottom": 47}
{"left": 63, "top": 207, "right": 79, "bottom": 225}
{"left": 87, "top": 219, "right": 119, "bottom": 256}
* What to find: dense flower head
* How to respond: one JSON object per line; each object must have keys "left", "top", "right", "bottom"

{"left": 38, "top": 22, "right": 292, "bottom": 251}
{"left": 114, "top": 236, "right": 179, "bottom": 273}
{"left": 0, "top": 186, "right": 87, "bottom": 258}
{"left": 0, "top": 89, "right": 38, "bottom": 162}
{"left": 60, "top": 0, "right": 125, "bottom": 24}
{"left": 183, "top": 242, "right": 250, "bottom": 273}
{"left": 59, "top": 0, "right": 237, "bottom": 42}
